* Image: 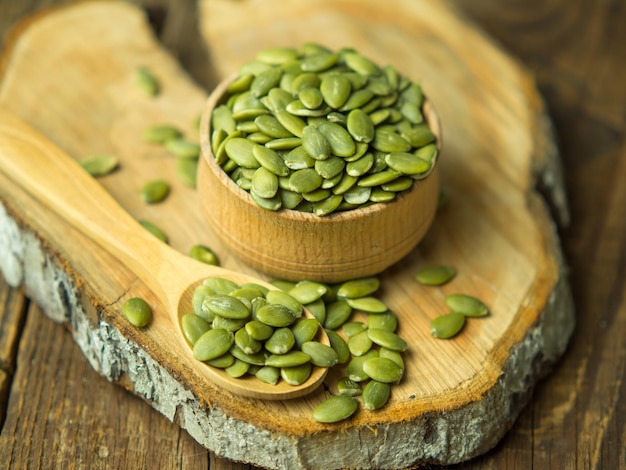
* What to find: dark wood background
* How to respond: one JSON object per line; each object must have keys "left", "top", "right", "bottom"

{"left": 1, "top": 0, "right": 624, "bottom": 468}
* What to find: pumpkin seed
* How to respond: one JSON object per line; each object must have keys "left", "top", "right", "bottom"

{"left": 122, "top": 297, "right": 152, "bottom": 327}
{"left": 363, "top": 380, "right": 391, "bottom": 410}
{"left": 243, "top": 320, "right": 273, "bottom": 341}
{"left": 212, "top": 105, "right": 236, "bottom": 134}
{"left": 142, "top": 124, "right": 181, "bottom": 144}
{"left": 140, "top": 180, "right": 170, "bottom": 204}
{"left": 230, "top": 345, "right": 267, "bottom": 365}
{"left": 80, "top": 155, "right": 119, "bottom": 177}
{"left": 285, "top": 145, "right": 315, "bottom": 169}
{"left": 298, "top": 87, "right": 324, "bottom": 109}
{"left": 235, "top": 327, "right": 263, "bottom": 355}
{"left": 379, "top": 347, "right": 405, "bottom": 370}
{"left": 265, "top": 327, "right": 296, "bottom": 355}
{"left": 416, "top": 265, "right": 456, "bottom": 286}
{"left": 372, "top": 129, "right": 411, "bottom": 152}
{"left": 266, "top": 290, "right": 303, "bottom": 317}
{"left": 257, "top": 46, "right": 300, "bottom": 65}
{"left": 256, "top": 303, "right": 297, "bottom": 327}
{"left": 304, "top": 298, "right": 326, "bottom": 324}
{"left": 250, "top": 67, "right": 283, "bottom": 97}
{"left": 348, "top": 329, "right": 373, "bottom": 356}
{"left": 445, "top": 294, "right": 489, "bottom": 317}
{"left": 275, "top": 109, "right": 306, "bottom": 137}
{"left": 281, "top": 363, "right": 312, "bottom": 385}
{"left": 227, "top": 73, "right": 254, "bottom": 94}
{"left": 138, "top": 220, "right": 168, "bottom": 243}
{"left": 255, "top": 365, "right": 280, "bottom": 385}
{"left": 346, "top": 296, "right": 388, "bottom": 313}
{"left": 430, "top": 312, "right": 466, "bottom": 339}
{"left": 204, "top": 294, "right": 250, "bottom": 320}
{"left": 343, "top": 185, "right": 371, "bottom": 205}
{"left": 252, "top": 167, "right": 279, "bottom": 198}
{"left": 313, "top": 395, "right": 358, "bottom": 423}
{"left": 325, "top": 329, "right": 350, "bottom": 364}
{"left": 313, "top": 194, "right": 343, "bottom": 216}
{"left": 134, "top": 66, "right": 159, "bottom": 96}
{"left": 385, "top": 152, "right": 430, "bottom": 175}
{"left": 337, "top": 377, "right": 362, "bottom": 397}
{"left": 291, "top": 317, "right": 320, "bottom": 348}
{"left": 301, "top": 341, "right": 339, "bottom": 367}
{"left": 302, "top": 125, "right": 331, "bottom": 160}
{"left": 212, "top": 315, "right": 247, "bottom": 332}
{"left": 343, "top": 52, "right": 379, "bottom": 75}
{"left": 367, "top": 328, "right": 407, "bottom": 351}
{"left": 320, "top": 74, "right": 351, "bottom": 109}
{"left": 265, "top": 137, "right": 302, "bottom": 150}
{"left": 301, "top": 52, "right": 339, "bottom": 72}
{"left": 339, "top": 88, "right": 375, "bottom": 111}
{"left": 203, "top": 277, "right": 238, "bottom": 294}
{"left": 177, "top": 158, "right": 198, "bottom": 188}
{"left": 206, "top": 353, "right": 235, "bottom": 369}
{"left": 343, "top": 321, "right": 367, "bottom": 337}
{"left": 362, "top": 357, "right": 404, "bottom": 383}
{"left": 324, "top": 300, "right": 353, "bottom": 330}
{"left": 265, "top": 351, "right": 311, "bottom": 368}
{"left": 225, "top": 359, "right": 250, "bottom": 378}
{"left": 225, "top": 138, "right": 260, "bottom": 168}
{"left": 367, "top": 311, "right": 398, "bottom": 332}
{"left": 337, "top": 277, "right": 380, "bottom": 298}
{"left": 289, "top": 168, "right": 323, "bottom": 193}
{"left": 347, "top": 349, "right": 379, "bottom": 382}
{"left": 165, "top": 139, "right": 200, "bottom": 159}
{"left": 193, "top": 329, "right": 234, "bottom": 361}
{"left": 347, "top": 109, "right": 375, "bottom": 143}
{"left": 317, "top": 121, "right": 356, "bottom": 157}
{"left": 181, "top": 313, "right": 211, "bottom": 345}
{"left": 288, "top": 281, "right": 328, "bottom": 304}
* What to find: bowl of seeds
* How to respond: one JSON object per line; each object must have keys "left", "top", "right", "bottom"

{"left": 198, "top": 44, "right": 441, "bottom": 283}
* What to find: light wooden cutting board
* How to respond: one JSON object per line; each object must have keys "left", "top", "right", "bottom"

{"left": 0, "top": 1, "right": 574, "bottom": 468}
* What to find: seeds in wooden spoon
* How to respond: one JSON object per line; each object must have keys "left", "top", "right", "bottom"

{"left": 122, "top": 297, "right": 152, "bottom": 327}
{"left": 193, "top": 329, "right": 234, "bottom": 361}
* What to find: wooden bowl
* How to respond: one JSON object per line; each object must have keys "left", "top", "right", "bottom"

{"left": 198, "top": 76, "right": 442, "bottom": 283}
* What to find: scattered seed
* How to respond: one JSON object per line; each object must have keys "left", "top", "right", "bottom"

{"left": 430, "top": 312, "right": 466, "bottom": 339}
{"left": 80, "top": 155, "right": 119, "bottom": 177}
{"left": 312, "top": 395, "right": 358, "bottom": 423}
{"left": 445, "top": 294, "right": 489, "bottom": 317}
{"left": 122, "top": 297, "right": 152, "bottom": 327}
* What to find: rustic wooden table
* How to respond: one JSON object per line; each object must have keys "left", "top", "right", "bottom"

{"left": 0, "top": 1, "right": 624, "bottom": 469}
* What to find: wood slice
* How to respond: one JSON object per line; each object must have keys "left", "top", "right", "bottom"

{"left": 0, "top": 0, "right": 574, "bottom": 468}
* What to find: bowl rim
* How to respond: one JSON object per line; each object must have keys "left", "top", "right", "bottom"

{"left": 199, "top": 72, "right": 442, "bottom": 224}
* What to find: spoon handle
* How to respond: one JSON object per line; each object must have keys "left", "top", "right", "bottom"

{"left": 0, "top": 111, "right": 184, "bottom": 303}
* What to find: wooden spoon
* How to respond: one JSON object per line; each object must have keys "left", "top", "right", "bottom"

{"left": 0, "top": 110, "right": 327, "bottom": 400}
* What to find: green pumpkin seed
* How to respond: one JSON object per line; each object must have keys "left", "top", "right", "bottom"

{"left": 346, "top": 296, "right": 388, "bottom": 313}
{"left": 430, "top": 312, "right": 466, "bottom": 339}
{"left": 138, "top": 220, "right": 168, "bottom": 243}
{"left": 416, "top": 265, "right": 456, "bottom": 286}
{"left": 362, "top": 357, "right": 404, "bottom": 383}
{"left": 339, "top": 88, "right": 375, "bottom": 112}
{"left": 80, "top": 155, "right": 119, "bottom": 177}
{"left": 320, "top": 74, "right": 351, "bottom": 109}
{"left": 142, "top": 124, "right": 182, "bottom": 144}
{"left": 298, "top": 87, "right": 324, "bottom": 109}
{"left": 337, "top": 277, "right": 380, "bottom": 298}
{"left": 289, "top": 168, "right": 323, "bottom": 193}
{"left": 265, "top": 137, "right": 302, "bottom": 150}
{"left": 165, "top": 138, "right": 200, "bottom": 159}
{"left": 367, "top": 328, "right": 407, "bottom": 351}
{"left": 269, "top": 279, "right": 297, "bottom": 292}
{"left": 302, "top": 125, "right": 331, "bottom": 160}
{"left": 140, "top": 180, "right": 170, "bottom": 204}
{"left": 235, "top": 327, "right": 263, "bottom": 355}
{"left": 227, "top": 73, "right": 254, "bottom": 94}
{"left": 281, "top": 363, "right": 312, "bottom": 385}
{"left": 286, "top": 100, "right": 331, "bottom": 117}
{"left": 212, "top": 105, "right": 236, "bottom": 134}
{"left": 303, "top": 298, "right": 326, "bottom": 324}
{"left": 325, "top": 329, "right": 350, "bottom": 364}
{"left": 250, "top": 67, "right": 283, "bottom": 97}
{"left": 343, "top": 321, "right": 367, "bottom": 337}
{"left": 204, "top": 294, "right": 250, "bottom": 320}
{"left": 265, "top": 327, "right": 295, "bottom": 355}
{"left": 203, "top": 277, "right": 238, "bottom": 294}
{"left": 346, "top": 109, "right": 375, "bottom": 143}
{"left": 367, "top": 311, "right": 398, "bottom": 332}
{"left": 331, "top": 173, "right": 358, "bottom": 195}
{"left": 256, "top": 303, "right": 297, "bottom": 327}
{"left": 337, "top": 377, "right": 362, "bottom": 397}
{"left": 230, "top": 345, "right": 267, "bottom": 365}
{"left": 212, "top": 314, "right": 247, "bottom": 332}
{"left": 251, "top": 144, "right": 289, "bottom": 177}
{"left": 250, "top": 189, "right": 282, "bottom": 210}
{"left": 414, "top": 143, "right": 438, "bottom": 164}
{"left": 372, "top": 129, "right": 411, "bottom": 153}
{"left": 347, "top": 349, "right": 379, "bottom": 382}
{"left": 379, "top": 347, "right": 405, "bottom": 370}
{"left": 402, "top": 125, "right": 436, "bottom": 147}
{"left": 313, "top": 395, "right": 358, "bottom": 423}
{"left": 192, "top": 285, "right": 215, "bottom": 320}
{"left": 401, "top": 83, "right": 424, "bottom": 106}
{"left": 265, "top": 290, "right": 303, "bottom": 317}
{"left": 317, "top": 121, "right": 356, "bottom": 157}
{"left": 445, "top": 294, "right": 489, "bottom": 317}
{"left": 362, "top": 380, "right": 391, "bottom": 410}
{"left": 176, "top": 158, "right": 198, "bottom": 188}
{"left": 181, "top": 313, "right": 211, "bottom": 345}
{"left": 255, "top": 365, "right": 280, "bottom": 385}
{"left": 122, "top": 297, "right": 152, "bottom": 327}
{"left": 301, "top": 52, "right": 339, "bottom": 72}
{"left": 381, "top": 176, "right": 413, "bottom": 192}
{"left": 301, "top": 341, "right": 339, "bottom": 367}
{"left": 288, "top": 281, "right": 328, "bottom": 304}
{"left": 313, "top": 194, "right": 343, "bottom": 216}
{"left": 252, "top": 167, "right": 279, "bottom": 198}
{"left": 275, "top": 109, "right": 306, "bottom": 138}
{"left": 134, "top": 66, "right": 159, "bottom": 96}
{"left": 193, "top": 329, "right": 234, "bottom": 361}
{"left": 280, "top": 189, "right": 304, "bottom": 209}
{"left": 265, "top": 351, "right": 311, "bottom": 368}
{"left": 357, "top": 169, "right": 401, "bottom": 187}
{"left": 206, "top": 353, "right": 235, "bottom": 369}
{"left": 284, "top": 145, "right": 315, "bottom": 169}
{"left": 292, "top": 72, "right": 321, "bottom": 94}
{"left": 369, "top": 188, "right": 395, "bottom": 203}
{"left": 225, "top": 359, "right": 250, "bottom": 378}
{"left": 255, "top": 114, "right": 292, "bottom": 139}
{"left": 385, "top": 152, "right": 430, "bottom": 175}
{"left": 225, "top": 137, "right": 260, "bottom": 168}
{"left": 245, "top": 320, "right": 275, "bottom": 341}
{"left": 343, "top": 52, "right": 379, "bottom": 75}
{"left": 324, "top": 300, "right": 353, "bottom": 330}
{"left": 291, "top": 317, "right": 320, "bottom": 348}
{"left": 348, "top": 330, "right": 373, "bottom": 356}
{"left": 343, "top": 185, "right": 371, "bottom": 205}
{"left": 256, "top": 46, "right": 300, "bottom": 65}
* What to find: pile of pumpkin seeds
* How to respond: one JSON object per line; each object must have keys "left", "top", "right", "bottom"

{"left": 415, "top": 264, "right": 489, "bottom": 338}
{"left": 209, "top": 43, "right": 438, "bottom": 215}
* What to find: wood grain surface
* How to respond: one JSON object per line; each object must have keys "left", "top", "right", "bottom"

{"left": 0, "top": 0, "right": 624, "bottom": 469}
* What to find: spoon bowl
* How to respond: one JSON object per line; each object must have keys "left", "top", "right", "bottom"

{"left": 0, "top": 110, "right": 327, "bottom": 400}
